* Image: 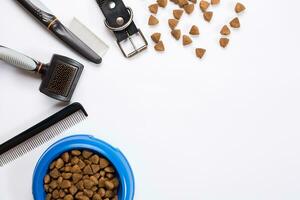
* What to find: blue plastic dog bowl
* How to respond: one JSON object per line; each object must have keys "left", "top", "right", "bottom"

{"left": 32, "top": 135, "right": 135, "bottom": 200}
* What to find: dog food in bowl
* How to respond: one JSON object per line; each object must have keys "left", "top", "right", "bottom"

{"left": 44, "top": 149, "right": 119, "bottom": 200}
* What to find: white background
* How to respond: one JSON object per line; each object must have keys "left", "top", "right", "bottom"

{"left": 1, "top": 0, "right": 300, "bottom": 199}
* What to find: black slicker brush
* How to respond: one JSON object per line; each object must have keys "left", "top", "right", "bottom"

{"left": 0, "top": 46, "right": 83, "bottom": 102}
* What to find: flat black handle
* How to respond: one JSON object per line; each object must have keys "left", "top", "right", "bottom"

{"left": 16, "top": 0, "right": 102, "bottom": 64}
{"left": 16, "top": 0, "right": 56, "bottom": 27}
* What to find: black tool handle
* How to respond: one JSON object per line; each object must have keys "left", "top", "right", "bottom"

{"left": 16, "top": 0, "right": 56, "bottom": 27}
{"left": 0, "top": 103, "right": 88, "bottom": 156}
{"left": 16, "top": 0, "right": 102, "bottom": 64}
{"left": 49, "top": 21, "right": 102, "bottom": 64}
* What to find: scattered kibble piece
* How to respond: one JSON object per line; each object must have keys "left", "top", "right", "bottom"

{"left": 151, "top": 32, "right": 161, "bottom": 43}
{"left": 219, "top": 38, "right": 229, "bottom": 48}
{"left": 203, "top": 11, "right": 213, "bottom": 22}
{"left": 168, "top": 19, "right": 179, "bottom": 30}
{"left": 154, "top": 41, "right": 165, "bottom": 51}
{"left": 199, "top": 0, "right": 210, "bottom": 12}
{"left": 230, "top": 17, "right": 240, "bottom": 28}
{"left": 173, "top": 9, "right": 184, "bottom": 20}
{"left": 235, "top": 2, "right": 246, "bottom": 13}
{"left": 189, "top": 0, "right": 197, "bottom": 3}
{"left": 170, "top": 0, "right": 179, "bottom": 4}
{"left": 184, "top": 3, "right": 194, "bottom": 14}
{"left": 183, "top": 35, "right": 193, "bottom": 46}
{"left": 195, "top": 48, "right": 206, "bottom": 58}
{"left": 211, "top": 0, "right": 220, "bottom": 5}
{"left": 148, "top": 15, "right": 159, "bottom": 25}
{"left": 157, "top": 0, "right": 168, "bottom": 7}
{"left": 178, "top": 0, "right": 189, "bottom": 7}
{"left": 220, "top": 25, "right": 231, "bottom": 35}
{"left": 171, "top": 29, "right": 181, "bottom": 40}
{"left": 148, "top": 4, "right": 159, "bottom": 14}
{"left": 189, "top": 25, "right": 200, "bottom": 35}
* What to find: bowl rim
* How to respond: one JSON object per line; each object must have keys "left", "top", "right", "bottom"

{"left": 32, "top": 134, "right": 135, "bottom": 200}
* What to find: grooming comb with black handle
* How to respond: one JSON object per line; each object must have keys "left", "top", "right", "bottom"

{"left": 0, "top": 45, "right": 83, "bottom": 102}
{"left": 0, "top": 103, "right": 88, "bottom": 167}
{"left": 16, "top": 0, "right": 102, "bottom": 64}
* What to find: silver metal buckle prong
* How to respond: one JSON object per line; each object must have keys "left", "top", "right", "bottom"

{"left": 104, "top": 7, "right": 148, "bottom": 58}
{"left": 117, "top": 29, "right": 148, "bottom": 58}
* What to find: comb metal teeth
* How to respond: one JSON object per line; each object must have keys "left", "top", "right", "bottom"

{"left": 0, "top": 111, "right": 86, "bottom": 167}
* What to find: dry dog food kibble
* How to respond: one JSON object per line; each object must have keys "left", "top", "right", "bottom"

{"left": 151, "top": 32, "right": 161, "bottom": 43}
{"left": 148, "top": 15, "right": 159, "bottom": 25}
{"left": 44, "top": 150, "right": 119, "bottom": 200}
{"left": 203, "top": 11, "right": 213, "bottom": 22}
{"left": 154, "top": 41, "right": 165, "bottom": 51}
{"left": 178, "top": 0, "right": 189, "bottom": 7}
{"left": 149, "top": 3, "right": 159, "bottom": 14}
{"left": 219, "top": 37, "right": 229, "bottom": 48}
{"left": 147, "top": 0, "right": 246, "bottom": 57}
{"left": 199, "top": 0, "right": 210, "bottom": 12}
{"left": 230, "top": 17, "right": 240, "bottom": 28}
{"left": 184, "top": 3, "right": 194, "bottom": 14}
{"left": 157, "top": 0, "right": 168, "bottom": 7}
{"left": 183, "top": 35, "right": 193, "bottom": 46}
{"left": 211, "top": 0, "right": 220, "bottom": 5}
{"left": 171, "top": 29, "right": 181, "bottom": 40}
{"left": 189, "top": 25, "right": 200, "bottom": 35}
{"left": 195, "top": 48, "right": 206, "bottom": 59}
{"left": 235, "top": 2, "right": 246, "bottom": 13}
{"left": 168, "top": 19, "right": 179, "bottom": 30}
{"left": 173, "top": 9, "right": 184, "bottom": 20}
{"left": 220, "top": 25, "right": 231, "bottom": 35}
{"left": 189, "top": 0, "right": 197, "bottom": 3}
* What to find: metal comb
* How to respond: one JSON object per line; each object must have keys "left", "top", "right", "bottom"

{"left": 0, "top": 103, "right": 88, "bottom": 167}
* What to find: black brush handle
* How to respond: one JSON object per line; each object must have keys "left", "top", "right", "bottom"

{"left": 16, "top": 0, "right": 102, "bottom": 64}
{"left": 0, "top": 103, "right": 88, "bottom": 156}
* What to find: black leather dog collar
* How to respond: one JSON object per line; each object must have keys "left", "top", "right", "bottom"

{"left": 96, "top": 0, "right": 148, "bottom": 58}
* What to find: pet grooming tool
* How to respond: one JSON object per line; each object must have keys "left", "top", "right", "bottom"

{"left": 69, "top": 18, "right": 109, "bottom": 58}
{"left": 16, "top": 0, "right": 102, "bottom": 64}
{"left": 0, "top": 103, "right": 88, "bottom": 167}
{"left": 96, "top": 0, "right": 148, "bottom": 58}
{"left": 0, "top": 46, "right": 83, "bottom": 102}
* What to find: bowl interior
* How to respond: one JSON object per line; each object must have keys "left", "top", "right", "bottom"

{"left": 32, "top": 135, "right": 134, "bottom": 200}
